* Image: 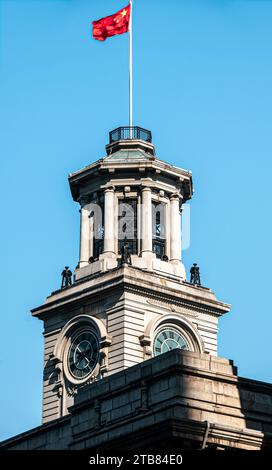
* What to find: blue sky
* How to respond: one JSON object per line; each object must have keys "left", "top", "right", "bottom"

{"left": 1, "top": 0, "right": 272, "bottom": 441}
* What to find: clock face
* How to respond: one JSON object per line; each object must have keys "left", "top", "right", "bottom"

{"left": 153, "top": 327, "right": 188, "bottom": 356}
{"left": 67, "top": 330, "right": 99, "bottom": 380}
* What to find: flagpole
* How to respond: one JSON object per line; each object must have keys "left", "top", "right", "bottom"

{"left": 129, "top": 0, "right": 133, "bottom": 137}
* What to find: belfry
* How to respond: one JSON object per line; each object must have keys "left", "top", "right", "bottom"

{"left": 1, "top": 127, "right": 272, "bottom": 451}
{"left": 34, "top": 127, "right": 229, "bottom": 421}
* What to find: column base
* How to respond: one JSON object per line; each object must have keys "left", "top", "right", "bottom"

{"left": 79, "top": 261, "right": 89, "bottom": 268}
{"left": 74, "top": 256, "right": 119, "bottom": 282}
{"left": 74, "top": 260, "right": 103, "bottom": 281}
{"left": 140, "top": 251, "right": 156, "bottom": 259}
{"left": 100, "top": 252, "right": 116, "bottom": 260}
{"left": 138, "top": 251, "right": 156, "bottom": 270}
{"left": 169, "top": 260, "right": 187, "bottom": 280}
{"left": 130, "top": 255, "right": 186, "bottom": 280}
{"left": 100, "top": 252, "right": 117, "bottom": 269}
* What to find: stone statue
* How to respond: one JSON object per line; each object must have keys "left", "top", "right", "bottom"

{"left": 190, "top": 263, "right": 201, "bottom": 286}
{"left": 121, "top": 240, "right": 131, "bottom": 265}
{"left": 61, "top": 266, "right": 72, "bottom": 289}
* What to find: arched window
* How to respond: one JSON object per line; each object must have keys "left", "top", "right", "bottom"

{"left": 152, "top": 202, "right": 166, "bottom": 259}
{"left": 92, "top": 200, "right": 104, "bottom": 260}
{"left": 141, "top": 315, "right": 204, "bottom": 359}
{"left": 118, "top": 199, "right": 138, "bottom": 255}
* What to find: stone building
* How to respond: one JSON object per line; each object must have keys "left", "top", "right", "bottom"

{"left": 1, "top": 127, "right": 272, "bottom": 451}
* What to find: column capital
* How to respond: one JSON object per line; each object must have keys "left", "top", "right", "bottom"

{"left": 90, "top": 191, "right": 99, "bottom": 204}
{"left": 141, "top": 186, "right": 152, "bottom": 193}
{"left": 170, "top": 192, "right": 181, "bottom": 201}
{"left": 104, "top": 185, "right": 115, "bottom": 193}
{"left": 78, "top": 195, "right": 90, "bottom": 207}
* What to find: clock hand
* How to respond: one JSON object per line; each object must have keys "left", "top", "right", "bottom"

{"left": 75, "top": 357, "right": 86, "bottom": 368}
{"left": 76, "top": 345, "right": 84, "bottom": 355}
{"left": 75, "top": 354, "right": 90, "bottom": 368}
{"left": 77, "top": 343, "right": 91, "bottom": 357}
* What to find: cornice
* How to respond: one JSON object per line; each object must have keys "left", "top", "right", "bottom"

{"left": 32, "top": 265, "right": 229, "bottom": 320}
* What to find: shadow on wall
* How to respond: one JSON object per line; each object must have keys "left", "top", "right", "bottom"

{"left": 238, "top": 376, "right": 272, "bottom": 450}
{"left": 173, "top": 350, "right": 272, "bottom": 450}
{"left": 1, "top": 349, "right": 272, "bottom": 450}
{"left": 70, "top": 349, "right": 272, "bottom": 451}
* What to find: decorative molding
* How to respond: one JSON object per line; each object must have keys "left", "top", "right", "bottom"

{"left": 100, "top": 334, "right": 112, "bottom": 348}
{"left": 65, "top": 373, "right": 99, "bottom": 398}
{"left": 139, "top": 381, "right": 149, "bottom": 412}
{"left": 49, "top": 353, "right": 62, "bottom": 367}
{"left": 104, "top": 185, "right": 115, "bottom": 192}
{"left": 146, "top": 298, "right": 199, "bottom": 318}
{"left": 122, "top": 281, "right": 225, "bottom": 317}
{"left": 139, "top": 335, "right": 151, "bottom": 347}
{"left": 43, "top": 328, "right": 62, "bottom": 338}
{"left": 141, "top": 186, "right": 152, "bottom": 192}
{"left": 143, "top": 314, "right": 205, "bottom": 355}
{"left": 139, "top": 335, "right": 152, "bottom": 360}
{"left": 94, "top": 400, "right": 101, "bottom": 428}
{"left": 66, "top": 381, "right": 78, "bottom": 398}
{"left": 56, "top": 383, "right": 63, "bottom": 399}
{"left": 170, "top": 193, "right": 179, "bottom": 201}
{"left": 199, "top": 325, "right": 219, "bottom": 334}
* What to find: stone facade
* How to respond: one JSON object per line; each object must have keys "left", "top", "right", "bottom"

{"left": 27, "top": 133, "right": 230, "bottom": 424}
{"left": 33, "top": 265, "right": 229, "bottom": 423}
{"left": 1, "top": 350, "right": 272, "bottom": 450}
{"left": 2, "top": 129, "right": 271, "bottom": 451}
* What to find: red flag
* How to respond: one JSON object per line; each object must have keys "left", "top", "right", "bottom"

{"left": 92, "top": 4, "right": 131, "bottom": 42}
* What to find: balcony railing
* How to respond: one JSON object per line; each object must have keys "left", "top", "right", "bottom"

{"left": 109, "top": 126, "right": 152, "bottom": 144}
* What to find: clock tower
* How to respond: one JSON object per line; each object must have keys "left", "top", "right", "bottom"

{"left": 32, "top": 127, "right": 230, "bottom": 423}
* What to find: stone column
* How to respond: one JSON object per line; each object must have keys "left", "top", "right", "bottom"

{"left": 79, "top": 196, "right": 90, "bottom": 268}
{"left": 141, "top": 187, "right": 153, "bottom": 255}
{"left": 103, "top": 186, "right": 115, "bottom": 257}
{"left": 137, "top": 194, "right": 141, "bottom": 256}
{"left": 89, "top": 211, "right": 94, "bottom": 259}
{"left": 170, "top": 194, "right": 182, "bottom": 263}
{"left": 165, "top": 200, "right": 171, "bottom": 260}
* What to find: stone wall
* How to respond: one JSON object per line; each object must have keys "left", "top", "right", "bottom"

{"left": 33, "top": 266, "right": 229, "bottom": 423}
{"left": 1, "top": 350, "right": 272, "bottom": 450}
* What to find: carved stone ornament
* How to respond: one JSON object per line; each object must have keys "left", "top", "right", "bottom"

{"left": 56, "top": 383, "right": 63, "bottom": 399}
{"left": 146, "top": 298, "right": 199, "bottom": 317}
{"left": 139, "top": 335, "right": 152, "bottom": 359}
{"left": 65, "top": 373, "right": 99, "bottom": 397}
{"left": 66, "top": 381, "right": 78, "bottom": 398}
